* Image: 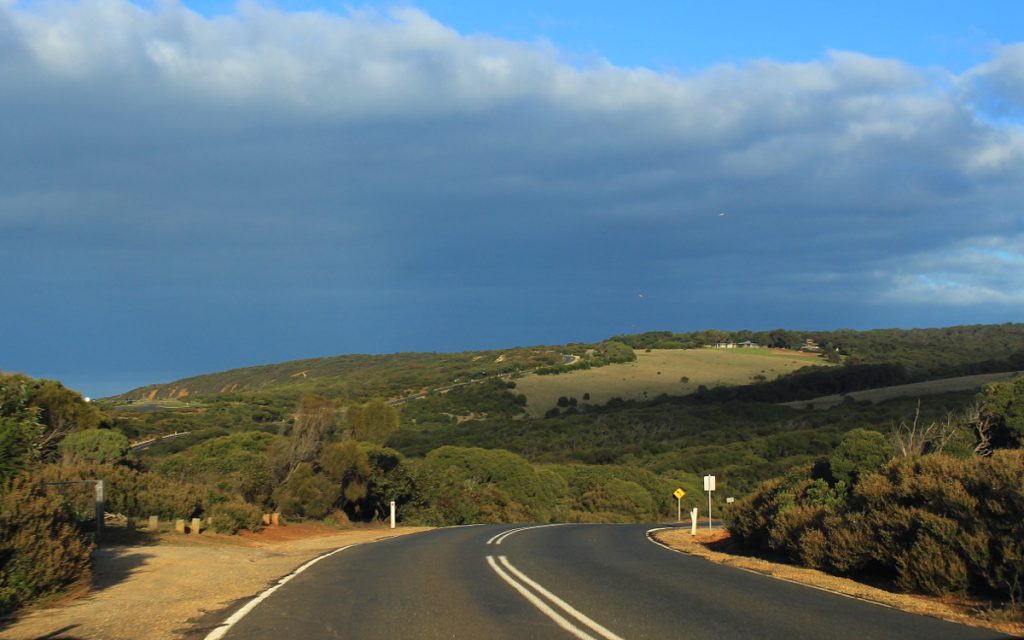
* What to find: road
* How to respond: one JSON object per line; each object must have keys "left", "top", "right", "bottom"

{"left": 207, "top": 524, "right": 1004, "bottom": 640}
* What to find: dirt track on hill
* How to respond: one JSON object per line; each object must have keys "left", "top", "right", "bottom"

{"left": 0, "top": 524, "right": 429, "bottom": 640}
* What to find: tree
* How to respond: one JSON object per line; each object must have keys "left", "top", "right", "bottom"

{"left": 346, "top": 399, "right": 399, "bottom": 444}
{"left": 284, "top": 395, "right": 337, "bottom": 474}
{"left": 320, "top": 440, "right": 371, "bottom": 508}
{"left": 980, "top": 377, "right": 1024, "bottom": 448}
{"left": 272, "top": 463, "right": 338, "bottom": 519}
{"left": 829, "top": 428, "right": 889, "bottom": 486}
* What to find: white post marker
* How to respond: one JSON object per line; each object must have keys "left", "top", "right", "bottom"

{"left": 690, "top": 507, "right": 698, "bottom": 535}
{"left": 703, "top": 475, "right": 716, "bottom": 532}
{"left": 390, "top": 500, "right": 396, "bottom": 529}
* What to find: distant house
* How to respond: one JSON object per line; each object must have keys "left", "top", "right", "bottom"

{"left": 802, "top": 339, "right": 822, "bottom": 351}
{"left": 736, "top": 340, "right": 760, "bottom": 348}
{"left": 713, "top": 341, "right": 737, "bottom": 349}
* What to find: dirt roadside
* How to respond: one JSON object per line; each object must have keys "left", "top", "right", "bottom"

{"left": 0, "top": 524, "right": 430, "bottom": 640}
{"left": 652, "top": 528, "right": 1024, "bottom": 638}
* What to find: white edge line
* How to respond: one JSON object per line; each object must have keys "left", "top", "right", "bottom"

{"left": 203, "top": 544, "right": 357, "bottom": 640}
{"left": 203, "top": 539, "right": 367, "bottom": 640}
{"left": 497, "top": 556, "right": 624, "bottom": 640}
{"left": 486, "top": 555, "right": 595, "bottom": 640}
{"left": 643, "top": 527, "right": 898, "bottom": 611}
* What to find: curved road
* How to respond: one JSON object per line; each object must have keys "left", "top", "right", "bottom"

{"left": 207, "top": 524, "right": 1005, "bottom": 640}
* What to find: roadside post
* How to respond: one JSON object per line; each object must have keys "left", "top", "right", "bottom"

{"left": 673, "top": 488, "right": 685, "bottom": 522}
{"left": 690, "top": 507, "right": 698, "bottom": 535}
{"left": 390, "top": 500, "right": 396, "bottom": 529}
{"left": 703, "top": 475, "right": 716, "bottom": 532}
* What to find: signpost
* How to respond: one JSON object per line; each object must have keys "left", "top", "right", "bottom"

{"left": 673, "top": 488, "right": 685, "bottom": 522}
{"left": 703, "top": 475, "right": 716, "bottom": 532}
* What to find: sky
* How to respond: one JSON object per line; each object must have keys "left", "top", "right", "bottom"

{"left": 2, "top": 1, "right": 1024, "bottom": 398}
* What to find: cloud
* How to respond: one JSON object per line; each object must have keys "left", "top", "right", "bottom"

{"left": 965, "top": 43, "right": 1024, "bottom": 117}
{"left": 2, "top": 1, "right": 1024, "bottom": 392}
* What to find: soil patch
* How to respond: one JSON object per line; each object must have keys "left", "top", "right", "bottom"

{"left": 652, "top": 528, "right": 1023, "bottom": 637}
{"left": 0, "top": 523, "right": 429, "bottom": 640}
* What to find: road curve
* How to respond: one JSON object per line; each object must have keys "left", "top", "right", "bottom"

{"left": 207, "top": 524, "right": 1005, "bottom": 640}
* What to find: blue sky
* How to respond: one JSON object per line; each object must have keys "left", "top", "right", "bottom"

{"left": 2, "top": 1, "right": 1024, "bottom": 397}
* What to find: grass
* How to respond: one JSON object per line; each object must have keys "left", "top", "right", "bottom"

{"left": 513, "top": 348, "right": 826, "bottom": 416}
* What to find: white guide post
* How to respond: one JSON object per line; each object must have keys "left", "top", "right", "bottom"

{"left": 390, "top": 500, "right": 396, "bottom": 529}
{"left": 690, "top": 507, "right": 698, "bottom": 535}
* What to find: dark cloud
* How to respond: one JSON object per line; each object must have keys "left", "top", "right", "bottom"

{"left": 2, "top": 1, "right": 1023, "bottom": 395}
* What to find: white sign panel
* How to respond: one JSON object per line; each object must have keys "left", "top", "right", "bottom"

{"left": 703, "top": 475, "right": 716, "bottom": 491}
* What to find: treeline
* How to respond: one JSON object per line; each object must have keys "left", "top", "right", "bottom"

{"left": 690, "top": 363, "right": 909, "bottom": 404}
{"left": 728, "top": 377, "right": 1024, "bottom": 606}
{"left": 534, "top": 340, "right": 637, "bottom": 375}
{"left": 617, "top": 324, "right": 1024, "bottom": 381}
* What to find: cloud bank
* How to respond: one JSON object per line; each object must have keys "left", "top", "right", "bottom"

{"left": 2, "top": 1, "right": 1024, "bottom": 393}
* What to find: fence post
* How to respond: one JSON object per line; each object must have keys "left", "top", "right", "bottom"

{"left": 94, "top": 480, "right": 104, "bottom": 537}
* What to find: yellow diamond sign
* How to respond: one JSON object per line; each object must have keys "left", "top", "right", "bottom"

{"left": 674, "top": 488, "right": 685, "bottom": 499}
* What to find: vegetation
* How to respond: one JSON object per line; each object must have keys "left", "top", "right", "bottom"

{"left": 3, "top": 322, "right": 1024, "bottom": 615}
{"left": 728, "top": 379, "right": 1024, "bottom": 608}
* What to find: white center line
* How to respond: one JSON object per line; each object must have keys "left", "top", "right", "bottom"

{"left": 486, "top": 555, "right": 625, "bottom": 640}
{"left": 487, "top": 523, "right": 566, "bottom": 545}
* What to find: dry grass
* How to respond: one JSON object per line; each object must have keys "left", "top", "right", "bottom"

{"left": 782, "top": 370, "right": 1024, "bottom": 409}
{"left": 652, "top": 529, "right": 1024, "bottom": 637}
{"left": 0, "top": 523, "right": 430, "bottom": 640}
{"left": 514, "top": 348, "right": 825, "bottom": 416}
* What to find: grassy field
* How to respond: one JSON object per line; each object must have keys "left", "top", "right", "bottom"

{"left": 781, "top": 370, "right": 1024, "bottom": 409}
{"left": 512, "top": 348, "right": 825, "bottom": 416}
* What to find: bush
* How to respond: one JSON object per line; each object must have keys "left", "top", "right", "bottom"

{"left": 208, "top": 499, "right": 264, "bottom": 534}
{"left": 59, "top": 429, "right": 131, "bottom": 465}
{"left": 0, "top": 473, "right": 93, "bottom": 615}
{"left": 273, "top": 463, "right": 339, "bottom": 519}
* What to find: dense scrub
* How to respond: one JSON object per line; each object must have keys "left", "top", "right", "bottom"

{"left": 728, "top": 382, "right": 1024, "bottom": 605}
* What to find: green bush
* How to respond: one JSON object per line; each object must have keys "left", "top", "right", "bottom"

{"left": 0, "top": 472, "right": 93, "bottom": 615}
{"left": 209, "top": 499, "right": 264, "bottom": 534}
{"left": 729, "top": 450, "right": 1024, "bottom": 603}
{"left": 273, "top": 463, "right": 339, "bottom": 519}
{"left": 59, "top": 429, "right": 130, "bottom": 465}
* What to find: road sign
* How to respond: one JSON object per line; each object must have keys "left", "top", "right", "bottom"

{"left": 703, "top": 475, "right": 716, "bottom": 491}
{"left": 673, "top": 488, "right": 685, "bottom": 499}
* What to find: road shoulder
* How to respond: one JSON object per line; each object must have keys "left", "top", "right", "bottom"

{"left": 0, "top": 524, "right": 429, "bottom": 640}
{"left": 650, "top": 528, "right": 1022, "bottom": 638}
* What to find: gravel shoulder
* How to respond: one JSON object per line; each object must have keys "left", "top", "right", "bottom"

{"left": 652, "top": 528, "right": 1023, "bottom": 638}
{"left": 0, "top": 524, "right": 430, "bottom": 640}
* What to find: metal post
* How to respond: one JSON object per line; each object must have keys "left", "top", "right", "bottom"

{"left": 390, "top": 500, "right": 396, "bottom": 529}
{"left": 708, "top": 490, "right": 712, "bottom": 533}
{"left": 676, "top": 497, "right": 681, "bottom": 523}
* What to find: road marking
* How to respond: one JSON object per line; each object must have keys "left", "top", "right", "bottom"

{"left": 496, "top": 556, "right": 624, "bottom": 640}
{"left": 487, "top": 556, "right": 619, "bottom": 640}
{"left": 487, "top": 523, "right": 565, "bottom": 545}
{"left": 203, "top": 544, "right": 359, "bottom": 640}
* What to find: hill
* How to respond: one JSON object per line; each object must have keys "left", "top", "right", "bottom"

{"left": 514, "top": 347, "right": 825, "bottom": 416}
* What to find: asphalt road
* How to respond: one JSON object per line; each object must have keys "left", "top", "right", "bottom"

{"left": 209, "top": 524, "right": 1009, "bottom": 640}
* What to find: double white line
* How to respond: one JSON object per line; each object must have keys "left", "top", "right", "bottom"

{"left": 486, "top": 523, "right": 565, "bottom": 545}
{"left": 485, "top": 555, "right": 624, "bottom": 640}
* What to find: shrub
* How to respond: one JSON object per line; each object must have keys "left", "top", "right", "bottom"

{"left": 0, "top": 473, "right": 93, "bottom": 615}
{"left": 59, "top": 429, "right": 130, "bottom": 465}
{"left": 273, "top": 463, "right": 338, "bottom": 519}
{"left": 209, "top": 499, "right": 263, "bottom": 534}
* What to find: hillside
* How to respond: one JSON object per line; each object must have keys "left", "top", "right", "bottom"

{"left": 514, "top": 347, "right": 825, "bottom": 416}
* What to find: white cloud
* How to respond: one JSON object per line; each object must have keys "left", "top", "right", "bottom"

{"left": 882, "top": 235, "right": 1024, "bottom": 305}
{"left": 1, "top": 0, "right": 1023, "bottom": 319}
